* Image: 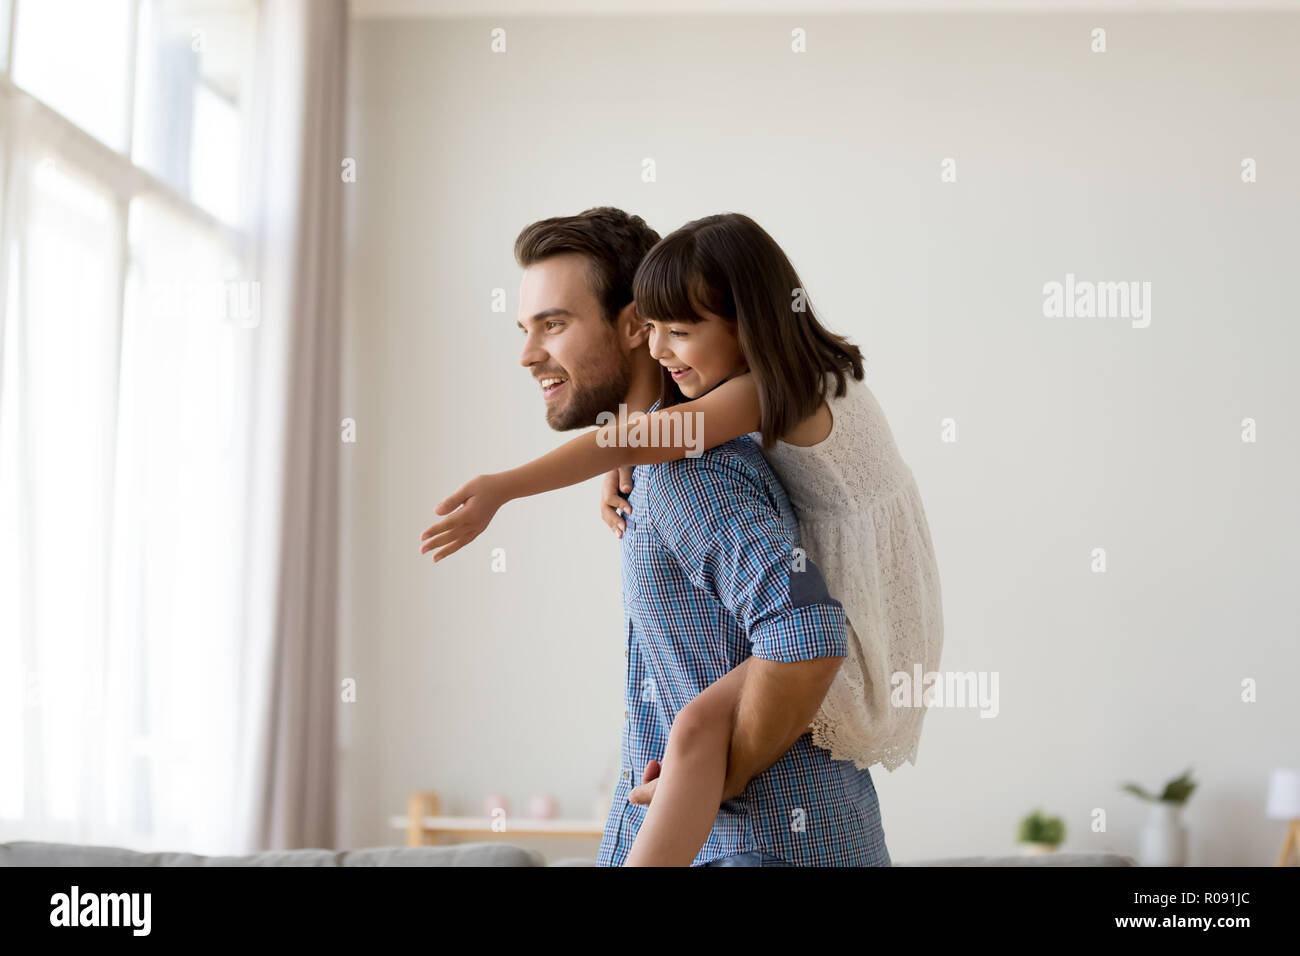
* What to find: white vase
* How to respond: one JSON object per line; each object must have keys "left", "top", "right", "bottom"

{"left": 1139, "top": 802, "right": 1188, "bottom": 866}
{"left": 1019, "top": 841, "right": 1056, "bottom": 856}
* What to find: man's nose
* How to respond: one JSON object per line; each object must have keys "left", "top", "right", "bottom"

{"left": 519, "top": 333, "right": 545, "bottom": 369}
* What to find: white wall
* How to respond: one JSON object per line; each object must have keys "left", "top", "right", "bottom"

{"left": 340, "top": 9, "right": 1300, "bottom": 864}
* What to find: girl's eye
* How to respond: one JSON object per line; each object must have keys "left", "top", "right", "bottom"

{"left": 669, "top": 329, "right": 686, "bottom": 338}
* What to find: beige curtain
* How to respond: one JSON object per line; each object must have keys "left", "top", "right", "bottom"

{"left": 236, "top": 0, "right": 347, "bottom": 851}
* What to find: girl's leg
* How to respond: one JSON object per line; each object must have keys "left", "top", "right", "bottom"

{"left": 623, "top": 661, "right": 750, "bottom": 866}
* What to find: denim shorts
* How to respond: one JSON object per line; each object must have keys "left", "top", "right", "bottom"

{"left": 702, "top": 850, "right": 792, "bottom": 867}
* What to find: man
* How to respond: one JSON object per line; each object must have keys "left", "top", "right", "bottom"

{"left": 514, "top": 207, "right": 890, "bottom": 867}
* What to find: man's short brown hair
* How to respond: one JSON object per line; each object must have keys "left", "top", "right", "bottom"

{"left": 514, "top": 207, "right": 661, "bottom": 324}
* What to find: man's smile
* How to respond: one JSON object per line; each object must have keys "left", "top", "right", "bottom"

{"left": 538, "top": 374, "right": 568, "bottom": 401}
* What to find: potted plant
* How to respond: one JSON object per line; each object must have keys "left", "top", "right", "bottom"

{"left": 1017, "top": 809, "right": 1065, "bottom": 854}
{"left": 1121, "top": 768, "right": 1196, "bottom": 866}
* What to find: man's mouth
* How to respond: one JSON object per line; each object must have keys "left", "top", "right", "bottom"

{"left": 664, "top": 365, "right": 691, "bottom": 381}
{"left": 538, "top": 375, "right": 568, "bottom": 401}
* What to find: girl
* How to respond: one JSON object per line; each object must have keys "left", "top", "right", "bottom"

{"left": 420, "top": 213, "right": 944, "bottom": 866}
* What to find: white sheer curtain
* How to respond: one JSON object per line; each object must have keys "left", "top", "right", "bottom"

{"left": 0, "top": 0, "right": 344, "bottom": 855}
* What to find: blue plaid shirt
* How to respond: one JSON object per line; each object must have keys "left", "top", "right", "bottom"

{"left": 595, "top": 431, "right": 891, "bottom": 867}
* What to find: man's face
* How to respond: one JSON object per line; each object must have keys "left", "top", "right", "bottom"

{"left": 517, "top": 253, "right": 633, "bottom": 430}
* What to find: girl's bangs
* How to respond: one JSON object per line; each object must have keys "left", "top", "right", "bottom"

{"left": 634, "top": 239, "right": 707, "bottom": 323}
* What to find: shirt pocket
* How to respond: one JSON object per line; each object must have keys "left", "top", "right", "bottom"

{"left": 619, "top": 513, "right": 659, "bottom": 606}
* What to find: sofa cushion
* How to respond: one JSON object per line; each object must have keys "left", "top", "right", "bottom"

{"left": 0, "top": 840, "right": 544, "bottom": 867}
{"left": 1, "top": 840, "right": 1133, "bottom": 867}
{"left": 342, "top": 844, "right": 544, "bottom": 866}
{"left": 548, "top": 852, "right": 1136, "bottom": 866}
{"left": 893, "top": 852, "right": 1136, "bottom": 866}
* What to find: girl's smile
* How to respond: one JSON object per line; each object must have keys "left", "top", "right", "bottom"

{"left": 645, "top": 306, "right": 747, "bottom": 399}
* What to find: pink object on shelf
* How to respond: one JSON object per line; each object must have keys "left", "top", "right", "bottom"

{"left": 528, "top": 794, "right": 558, "bottom": 819}
{"left": 483, "top": 793, "right": 510, "bottom": 817}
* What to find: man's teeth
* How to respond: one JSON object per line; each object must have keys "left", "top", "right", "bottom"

{"left": 540, "top": 377, "right": 567, "bottom": 389}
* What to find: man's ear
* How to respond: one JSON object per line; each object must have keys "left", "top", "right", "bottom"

{"left": 616, "top": 301, "right": 649, "bottom": 348}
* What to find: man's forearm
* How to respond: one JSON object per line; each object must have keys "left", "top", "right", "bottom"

{"left": 721, "top": 655, "right": 845, "bottom": 800}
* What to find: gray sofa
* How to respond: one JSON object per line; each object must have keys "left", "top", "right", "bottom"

{"left": 0, "top": 840, "right": 1136, "bottom": 866}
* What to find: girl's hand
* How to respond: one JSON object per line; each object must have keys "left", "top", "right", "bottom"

{"left": 420, "top": 474, "right": 508, "bottom": 562}
{"left": 599, "top": 466, "right": 636, "bottom": 537}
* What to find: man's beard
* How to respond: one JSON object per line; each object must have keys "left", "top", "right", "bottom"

{"left": 547, "top": 350, "right": 633, "bottom": 431}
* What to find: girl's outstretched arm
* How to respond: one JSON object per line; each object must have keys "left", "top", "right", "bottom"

{"left": 419, "top": 374, "right": 760, "bottom": 562}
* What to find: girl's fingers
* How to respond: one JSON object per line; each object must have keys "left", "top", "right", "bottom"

{"left": 617, "top": 465, "right": 634, "bottom": 494}
{"left": 421, "top": 529, "right": 458, "bottom": 554}
{"left": 599, "top": 470, "right": 626, "bottom": 536}
{"left": 420, "top": 519, "right": 457, "bottom": 546}
{"left": 599, "top": 507, "right": 625, "bottom": 537}
{"left": 602, "top": 491, "right": 631, "bottom": 512}
{"left": 433, "top": 538, "right": 470, "bottom": 562}
{"left": 421, "top": 517, "right": 453, "bottom": 541}
{"left": 434, "top": 487, "right": 470, "bottom": 516}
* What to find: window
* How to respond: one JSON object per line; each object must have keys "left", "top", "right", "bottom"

{"left": 0, "top": 0, "right": 260, "bottom": 849}
{"left": 132, "top": 0, "right": 258, "bottom": 224}
{"left": 12, "top": 0, "right": 135, "bottom": 151}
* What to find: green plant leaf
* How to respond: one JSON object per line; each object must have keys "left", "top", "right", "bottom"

{"left": 1160, "top": 769, "right": 1197, "bottom": 805}
{"left": 1121, "top": 782, "right": 1154, "bottom": 801}
{"left": 1017, "top": 809, "right": 1063, "bottom": 845}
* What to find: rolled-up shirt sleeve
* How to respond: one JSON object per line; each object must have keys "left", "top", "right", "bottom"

{"left": 647, "top": 453, "right": 846, "bottom": 663}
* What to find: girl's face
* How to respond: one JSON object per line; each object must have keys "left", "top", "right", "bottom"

{"left": 644, "top": 305, "right": 748, "bottom": 399}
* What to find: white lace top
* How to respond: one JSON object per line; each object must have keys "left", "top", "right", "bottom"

{"left": 760, "top": 372, "right": 944, "bottom": 772}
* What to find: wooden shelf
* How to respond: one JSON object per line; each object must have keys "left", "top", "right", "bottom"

{"left": 394, "top": 791, "right": 604, "bottom": 845}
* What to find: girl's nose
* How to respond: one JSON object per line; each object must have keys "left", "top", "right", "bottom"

{"left": 647, "top": 330, "right": 670, "bottom": 360}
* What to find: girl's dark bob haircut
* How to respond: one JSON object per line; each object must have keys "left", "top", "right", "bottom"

{"left": 632, "top": 212, "right": 865, "bottom": 448}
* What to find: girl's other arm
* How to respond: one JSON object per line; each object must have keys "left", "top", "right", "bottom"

{"left": 598, "top": 467, "right": 635, "bottom": 536}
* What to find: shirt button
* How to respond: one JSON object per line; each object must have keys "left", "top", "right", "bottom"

{"left": 624, "top": 709, "right": 629, "bottom": 720}
{"left": 624, "top": 647, "right": 629, "bottom": 658}
{"left": 621, "top": 769, "right": 631, "bottom": 782}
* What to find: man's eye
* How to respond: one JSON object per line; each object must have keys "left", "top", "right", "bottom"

{"left": 546, "top": 320, "right": 564, "bottom": 331}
